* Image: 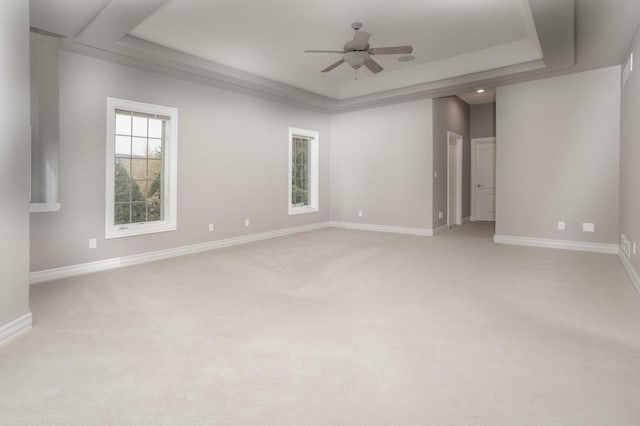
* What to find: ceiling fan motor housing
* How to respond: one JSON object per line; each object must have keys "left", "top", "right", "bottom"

{"left": 344, "top": 39, "right": 369, "bottom": 52}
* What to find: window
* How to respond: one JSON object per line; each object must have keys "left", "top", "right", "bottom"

{"left": 288, "top": 127, "right": 319, "bottom": 215}
{"left": 105, "top": 98, "right": 178, "bottom": 238}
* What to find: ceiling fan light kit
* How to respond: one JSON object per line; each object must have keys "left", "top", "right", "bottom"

{"left": 344, "top": 51, "right": 369, "bottom": 69}
{"left": 304, "top": 22, "right": 414, "bottom": 78}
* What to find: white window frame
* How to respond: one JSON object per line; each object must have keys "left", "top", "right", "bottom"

{"left": 105, "top": 97, "right": 178, "bottom": 239}
{"left": 288, "top": 127, "right": 319, "bottom": 215}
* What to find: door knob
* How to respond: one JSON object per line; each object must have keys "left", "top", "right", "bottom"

{"left": 477, "top": 184, "right": 483, "bottom": 188}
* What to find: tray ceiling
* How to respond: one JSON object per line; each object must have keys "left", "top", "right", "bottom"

{"left": 129, "top": 0, "right": 542, "bottom": 99}
{"left": 29, "top": 0, "right": 595, "bottom": 112}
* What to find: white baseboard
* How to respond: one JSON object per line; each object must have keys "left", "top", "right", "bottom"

{"left": 432, "top": 224, "right": 449, "bottom": 236}
{"left": 618, "top": 249, "right": 640, "bottom": 296}
{"left": 462, "top": 216, "right": 471, "bottom": 224}
{"left": 0, "top": 312, "right": 32, "bottom": 346}
{"left": 29, "top": 220, "right": 452, "bottom": 285}
{"left": 31, "top": 222, "right": 331, "bottom": 284}
{"left": 494, "top": 234, "right": 619, "bottom": 254}
{"left": 329, "top": 221, "right": 433, "bottom": 236}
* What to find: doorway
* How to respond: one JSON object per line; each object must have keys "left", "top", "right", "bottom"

{"left": 471, "top": 137, "right": 496, "bottom": 221}
{"left": 447, "top": 131, "right": 463, "bottom": 227}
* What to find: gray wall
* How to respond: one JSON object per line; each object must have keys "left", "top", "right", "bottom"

{"left": 30, "top": 31, "right": 61, "bottom": 204}
{"left": 620, "top": 23, "right": 640, "bottom": 274}
{"left": 30, "top": 51, "right": 331, "bottom": 271}
{"left": 470, "top": 102, "right": 496, "bottom": 139}
{"left": 496, "top": 66, "right": 621, "bottom": 243}
{"left": 0, "top": 0, "right": 31, "bottom": 326}
{"left": 330, "top": 99, "right": 433, "bottom": 229}
{"left": 432, "top": 96, "right": 470, "bottom": 227}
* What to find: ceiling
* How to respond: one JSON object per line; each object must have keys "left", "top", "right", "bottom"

{"left": 28, "top": 0, "right": 640, "bottom": 112}
{"left": 457, "top": 90, "right": 496, "bottom": 105}
{"left": 128, "top": 0, "right": 542, "bottom": 99}
{"left": 30, "top": 0, "right": 109, "bottom": 37}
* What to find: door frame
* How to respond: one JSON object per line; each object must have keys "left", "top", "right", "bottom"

{"left": 470, "top": 137, "right": 496, "bottom": 221}
{"left": 446, "top": 131, "right": 463, "bottom": 227}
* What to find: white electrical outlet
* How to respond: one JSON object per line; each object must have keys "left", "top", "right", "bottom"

{"left": 244, "top": 218, "right": 250, "bottom": 227}
{"left": 434, "top": 171, "right": 438, "bottom": 178}
{"left": 558, "top": 221, "right": 565, "bottom": 231}
{"left": 582, "top": 222, "right": 595, "bottom": 232}
{"left": 208, "top": 224, "right": 214, "bottom": 232}
{"left": 358, "top": 210, "right": 363, "bottom": 217}
{"left": 89, "top": 238, "right": 97, "bottom": 249}
{"left": 438, "top": 212, "right": 443, "bottom": 220}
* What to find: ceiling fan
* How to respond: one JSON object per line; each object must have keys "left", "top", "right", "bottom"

{"left": 304, "top": 22, "right": 413, "bottom": 76}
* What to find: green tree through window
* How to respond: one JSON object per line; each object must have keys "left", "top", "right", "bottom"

{"left": 291, "top": 136, "right": 310, "bottom": 206}
{"left": 113, "top": 111, "right": 164, "bottom": 225}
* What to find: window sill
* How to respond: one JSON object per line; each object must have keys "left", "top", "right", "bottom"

{"left": 105, "top": 221, "right": 176, "bottom": 239}
{"left": 30, "top": 202, "right": 61, "bottom": 213}
{"left": 288, "top": 206, "right": 319, "bottom": 216}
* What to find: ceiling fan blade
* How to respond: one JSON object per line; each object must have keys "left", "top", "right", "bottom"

{"left": 364, "top": 58, "right": 383, "bottom": 74}
{"left": 305, "top": 50, "right": 345, "bottom": 54}
{"left": 368, "top": 45, "right": 414, "bottom": 55}
{"left": 351, "top": 31, "right": 371, "bottom": 50}
{"left": 321, "top": 59, "right": 345, "bottom": 73}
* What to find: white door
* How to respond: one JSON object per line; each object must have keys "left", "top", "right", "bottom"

{"left": 448, "top": 143, "right": 457, "bottom": 225}
{"left": 447, "top": 132, "right": 462, "bottom": 226}
{"left": 472, "top": 138, "right": 496, "bottom": 221}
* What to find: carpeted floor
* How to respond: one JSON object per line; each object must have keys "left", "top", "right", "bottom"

{"left": 1, "top": 223, "right": 640, "bottom": 425}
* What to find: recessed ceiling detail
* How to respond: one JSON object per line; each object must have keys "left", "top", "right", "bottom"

{"left": 457, "top": 89, "right": 496, "bottom": 105}
{"left": 30, "top": 0, "right": 588, "bottom": 112}
{"left": 30, "top": 0, "right": 109, "bottom": 37}
{"left": 129, "top": 0, "right": 542, "bottom": 99}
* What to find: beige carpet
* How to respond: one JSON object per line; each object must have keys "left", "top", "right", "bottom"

{"left": 1, "top": 223, "right": 640, "bottom": 425}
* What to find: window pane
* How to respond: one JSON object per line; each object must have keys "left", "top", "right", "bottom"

{"left": 148, "top": 160, "right": 162, "bottom": 181}
{"left": 115, "top": 203, "right": 130, "bottom": 225}
{"left": 110, "top": 102, "right": 173, "bottom": 232}
{"left": 115, "top": 136, "right": 131, "bottom": 157}
{"left": 132, "top": 137, "right": 147, "bottom": 157}
{"left": 131, "top": 180, "right": 146, "bottom": 201}
{"left": 147, "top": 175, "right": 161, "bottom": 201}
{"left": 114, "top": 181, "right": 130, "bottom": 203}
{"left": 291, "top": 137, "right": 310, "bottom": 207}
{"left": 116, "top": 114, "right": 131, "bottom": 135}
{"left": 147, "top": 199, "right": 161, "bottom": 221}
{"left": 131, "top": 159, "right": 147, "bottom": 180}
{"left": 137, "top": 180, "right": 150, "bottom": 199}
{"left": 131, "top": 202, "right": 147, "bottom": 223}
{"left": 132, "top": 116, "right": 148, "bottom": 137}
{"left": 148, "top": 138, "right": 162, "bottom": 159}
{"left": 115, "top": 158, "right": 131, "bottom": 180}
{"left": 148, "top": 119, "right": 163, "bottom": 138}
